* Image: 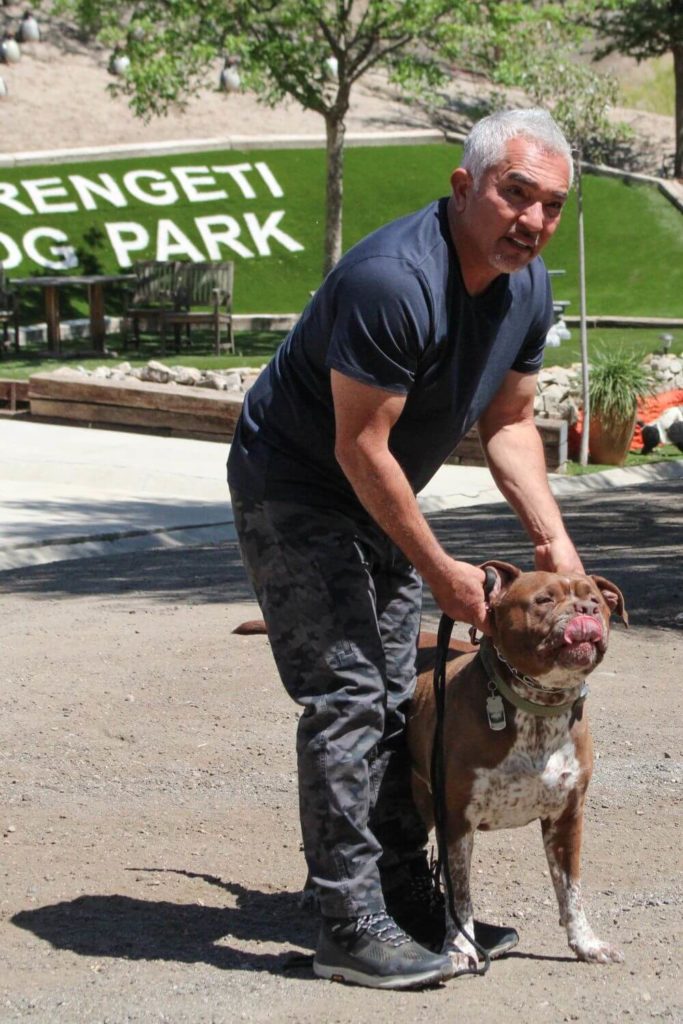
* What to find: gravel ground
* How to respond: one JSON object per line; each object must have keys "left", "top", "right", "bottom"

{"left": 0, "top": 478, "right": 681, "bottom": 1023}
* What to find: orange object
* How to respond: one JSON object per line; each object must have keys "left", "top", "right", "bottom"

{"left": 568, "top": 388, "right": 683, "bottom": 458}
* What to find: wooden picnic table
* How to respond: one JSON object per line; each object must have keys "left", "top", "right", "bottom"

{"left": 10, "top": 273, "right": 135, "bottom": 354}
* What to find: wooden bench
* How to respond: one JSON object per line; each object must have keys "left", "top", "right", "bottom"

{"left": 161, "top": 261, "right": 235, "bottom": 356}
{"left": 0, "top": 264, "right": 20, "bottom": 356}
{"left": 121, "top": 260, "right": 178, "bottom": 351}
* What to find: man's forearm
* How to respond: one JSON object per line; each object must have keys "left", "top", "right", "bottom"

{"left": 336, "top": 445, "right": 491, "bottom": 626}
{"left": 336, "top": 444, "right": 450, "bottom": 584}
{"left": 480, "top": 417, "right": 582, "bottom": 571}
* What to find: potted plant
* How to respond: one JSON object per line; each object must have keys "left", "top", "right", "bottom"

{"left": 587, "top": 349, "right": 652, "bottom": 466}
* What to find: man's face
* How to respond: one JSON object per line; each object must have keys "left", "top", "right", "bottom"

{"left": 452, "top": 137, "right": 570, "bottom": 284}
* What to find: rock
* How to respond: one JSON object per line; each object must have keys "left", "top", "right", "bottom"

{"left": 139, "top": 360, "right": 176, "bottom": 384}
{"left": 173, "top": 366, "right": 203, "bottom": 386}
{"left": 202, "top": 371, "right": 230, "bottom": 391}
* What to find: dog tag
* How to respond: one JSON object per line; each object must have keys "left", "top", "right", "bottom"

{"left": 486, "top": 694, "right": 507, "bottom": 731}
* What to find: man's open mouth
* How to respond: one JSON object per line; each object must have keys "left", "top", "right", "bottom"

{"left": 504, "top": 235, "right": 534, "bottom": 252}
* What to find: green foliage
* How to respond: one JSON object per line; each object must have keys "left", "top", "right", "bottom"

{"left": 586, "top": 0, "right": 683, "bottom": 175}
{"left": 619, "top": 54, "right": 675, "bottom": 117}
{"left": 587, "top": 348, "right": 652, "bottom": 424}
{"left": 588, "top": 0, "right": 683, "bottom": 62}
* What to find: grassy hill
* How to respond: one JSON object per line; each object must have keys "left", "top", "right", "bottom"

{"left": 1, "top": 141, "right": 682, "bottom": 322}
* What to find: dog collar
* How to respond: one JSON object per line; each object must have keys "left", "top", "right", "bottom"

{"left": 479, "top": 639, "right": 589, "bottom": 720}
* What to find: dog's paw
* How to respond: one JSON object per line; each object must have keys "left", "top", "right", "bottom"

{"left": 573, "top": 939, "right": 624, "bottom": 964}
{"left": 443, "top": 934, "right": 479, "bottom": 974}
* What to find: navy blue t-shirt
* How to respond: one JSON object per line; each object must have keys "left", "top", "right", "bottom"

{"left": 228, "top": 197, "right": 552, "bottom": 514}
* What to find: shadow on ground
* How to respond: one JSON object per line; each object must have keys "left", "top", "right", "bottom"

{"left": 1, "top": 481, "right": 680, "bottom": 628}
{"left": 11, "top": 870, "right": 317, "bottom": 975}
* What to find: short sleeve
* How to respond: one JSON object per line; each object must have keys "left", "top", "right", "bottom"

{"left": 511, "top": 266, "right": 554, "bottom": 374}
{"left": 325, "top": 257, "right": 432, "bottom": 394}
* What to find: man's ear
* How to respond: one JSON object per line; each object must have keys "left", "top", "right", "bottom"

{"left": 450, "top": 167, "right": 473, "bottom": 212}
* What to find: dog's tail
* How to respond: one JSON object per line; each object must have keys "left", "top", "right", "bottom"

{"left": 233, "top": 619, "right": 268, "bottom": 635}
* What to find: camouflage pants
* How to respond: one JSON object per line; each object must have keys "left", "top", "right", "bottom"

{"left": 231, "top": 490, "right": 429, "bottom": 918}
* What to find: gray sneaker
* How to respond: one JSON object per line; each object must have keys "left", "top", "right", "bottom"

{"left": 313, "top": 910, "right": 454, "bottom": 989}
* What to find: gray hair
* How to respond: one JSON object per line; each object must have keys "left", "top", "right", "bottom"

{"left": 462, "top": 108, "right": 574, "bottom": 189}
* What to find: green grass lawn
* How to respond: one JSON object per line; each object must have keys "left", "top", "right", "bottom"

{"left": 565, "top": 444, "right": 681, "bottom": 475}
{"left": 1, "top": 325, "right": 678, "bottom": 380}
{"left": 2, "top": 141, "right": 683, "bottom": 323}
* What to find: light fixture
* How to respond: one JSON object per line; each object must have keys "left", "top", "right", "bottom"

{"left": 110, "top": 47, "right": 130, "bottom": 76}
{"left": 324, "top": 55, "right": 338, "bottom": 80}
{"left": 19, "top": 11, "right": 40, "bottom": 43}
{"left": 220, "top": 56, "right": 241, "bottom": 92}
{"left": 1, "top": 32, "right": 21, "bottom": 64}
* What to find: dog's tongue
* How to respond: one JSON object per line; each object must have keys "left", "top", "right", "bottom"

{"left": 563, "top": 615, "right": 603, "bottom": 645}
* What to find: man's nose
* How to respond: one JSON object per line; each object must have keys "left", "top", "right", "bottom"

{"left": 518, "top": 201, "right": 544, "bottom": 236}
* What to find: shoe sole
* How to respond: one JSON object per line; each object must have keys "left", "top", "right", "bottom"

{"left": 313, "top": 959, "right": 454, "bottom": 990}
{"left": 473, "top": 922, "right": 520, "bottom": 960}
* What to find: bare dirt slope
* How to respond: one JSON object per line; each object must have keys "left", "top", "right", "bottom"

{"left": 0, "top": 479, "right": 680, "bottom": 1023}
{"left": 0, "top": 1, "right": 675, "bottom": 175}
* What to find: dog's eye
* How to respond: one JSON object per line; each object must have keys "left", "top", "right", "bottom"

{"left": 535, "top": 595, "right": 554, "bottom": 606}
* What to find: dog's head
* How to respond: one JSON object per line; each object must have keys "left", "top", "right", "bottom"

{"left": 481, "top": 560, "right": 627, "bottom": 688}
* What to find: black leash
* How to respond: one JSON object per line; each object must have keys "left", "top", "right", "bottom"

{"left": 430, "top": 567, "right": 497, "bottom": 978}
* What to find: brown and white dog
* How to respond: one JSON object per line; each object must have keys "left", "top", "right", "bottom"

{"left": 408, "top": 561, "right": 627, "bottom": 971}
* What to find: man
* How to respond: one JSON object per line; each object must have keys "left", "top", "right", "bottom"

{"left": 228, "top": 108, "right": 582, "bottom": 989}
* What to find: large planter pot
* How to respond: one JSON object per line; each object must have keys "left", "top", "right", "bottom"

{"left": 588, "top": 410, "right": 637, "bottom": 466}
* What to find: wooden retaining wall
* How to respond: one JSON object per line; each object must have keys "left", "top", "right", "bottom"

{"left": 25, "top": 372, "right": 568, "bottom": 470}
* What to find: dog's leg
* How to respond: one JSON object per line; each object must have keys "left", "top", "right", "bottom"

{"left": 441, "top": 830, "right": 479, "bottom": 971}
{"left": 541, "top": 808, "right": 624, "bottom": 964}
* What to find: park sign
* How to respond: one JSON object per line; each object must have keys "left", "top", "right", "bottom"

{"left": 0, "top": 155, "right": 304, "bottom": 269}
{"left": 0, "top": 143, "right": 460, "bottom": 312}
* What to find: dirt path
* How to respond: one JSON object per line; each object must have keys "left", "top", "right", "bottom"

{"left": 0, "top": 479, "right": 681, "bottom": 1022}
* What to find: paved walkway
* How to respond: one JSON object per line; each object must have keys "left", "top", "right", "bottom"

{"left": 1, "top": 419, "right": 681, "bottom": 571}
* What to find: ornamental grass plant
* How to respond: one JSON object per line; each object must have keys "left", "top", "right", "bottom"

{"left": 587, "top": 348, "right": 654, "bottom": 465}
{"left": 588, "top": 349, "right": 653, "bottom": 427}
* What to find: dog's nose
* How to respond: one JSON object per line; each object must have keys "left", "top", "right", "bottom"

{"left": 574, "top": 598, "right": 600, "bottom": 617}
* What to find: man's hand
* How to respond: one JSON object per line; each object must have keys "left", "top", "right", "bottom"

{"left": 534, "top": 536, "right": 584, "bottom": 574}
{"left": 428, "top": 560, "right": 493, "bottom": 634}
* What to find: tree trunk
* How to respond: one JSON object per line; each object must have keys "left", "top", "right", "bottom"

{"left": 323, "top": 113, "right": 346, "bottom": 279}
{"left": 576, "top": 156, "right": 591, "bottom": 468}
{"left": 674, "top": 43, "right": 683, "bottom": 179}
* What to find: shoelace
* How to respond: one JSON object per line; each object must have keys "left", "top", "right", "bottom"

{"left": 353, "top": 912, "right": 411, "bottom": 946}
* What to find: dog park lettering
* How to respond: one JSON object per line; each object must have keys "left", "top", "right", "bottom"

{"left": 0, "top": 160, "right": 302, "bottom": 270}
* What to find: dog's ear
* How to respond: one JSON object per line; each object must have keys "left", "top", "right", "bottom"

{"left": 479, "top": 560, "right": 522, "bottom": 601}
{"left": 591, "top": 576, "right": 629, "bottom": 626}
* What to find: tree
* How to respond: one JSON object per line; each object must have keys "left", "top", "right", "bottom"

{"left": 588, "top": 0, "right": 683, "bottom": 178}
{"left": 55, "top": 0, "right": 478, "bottom": 277}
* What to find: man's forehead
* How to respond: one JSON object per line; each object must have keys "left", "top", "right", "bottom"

{"left": 491, "top": 140, "right": 570, "bottom": 196}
